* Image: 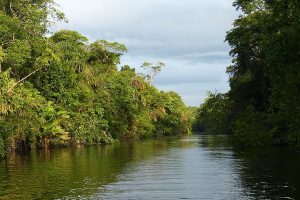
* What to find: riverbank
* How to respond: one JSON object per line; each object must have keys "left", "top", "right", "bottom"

{"left": 0, "top": 1, "right": 193, "bottom": 158}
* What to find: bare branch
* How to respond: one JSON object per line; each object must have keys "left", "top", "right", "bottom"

{"left": 7, "top": 68, "right": 42, "bottom": 93}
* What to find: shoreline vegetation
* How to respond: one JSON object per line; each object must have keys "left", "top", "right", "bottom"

{"left": 0, "top": 0, "right": 193, "bottom": 158}
{"left": 0, "top": 0, "right": 299, "bottom": 158}
{"left": 194, "top": 0, "right": 299, "bottom": 147}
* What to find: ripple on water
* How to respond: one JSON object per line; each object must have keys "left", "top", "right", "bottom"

{"left": 0, "top": 135, "right": 299, "bottom": 200}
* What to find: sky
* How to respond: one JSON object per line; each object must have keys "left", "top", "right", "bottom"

{"left": 53, "top": 0, "right": 239, "bottom": 106}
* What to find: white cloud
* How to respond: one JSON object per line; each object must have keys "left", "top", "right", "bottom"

{"left": 53, "top": 0, "right": 238, "bottom": 106}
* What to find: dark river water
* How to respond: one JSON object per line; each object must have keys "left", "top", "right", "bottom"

{"left": 0, "top": 135, "right": 299, "bottom": 200}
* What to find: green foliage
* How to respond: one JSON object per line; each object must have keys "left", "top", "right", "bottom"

{"left": 196, "top": 0, "right": 300, "bottom": 147}
{"left": 88, "top": 40, "right": 127, "bottom": 66}
{"left": 0, "top": 1, "right": 191, "bottom": 158}
{"left": 1, "top": 70, "right": 48, "bottom": 152}
{"left": 0, "top": 46, "right": 5, "bottom": 62}
{"left": 195, "top": 92, "right": 232, "bottom": 135}
{"left": 5, "top": 40, "right": 31, "bottom": 68}
{"left": 233, "top": 106, "right": 273, "bottom": 146}
{"left": 0, "top": 137, "right": 5, "bottom": 157}
{"left": 152, "top": 91, "right": 191, "bottom": 136}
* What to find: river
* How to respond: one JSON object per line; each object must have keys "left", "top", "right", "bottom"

{"left": 0, "top": 135, "right": 299, "bottom": 199}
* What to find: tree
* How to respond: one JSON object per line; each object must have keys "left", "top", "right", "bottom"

{"left": 0, "top": 47, "right": 4, "bottom": 72}
{"left": 141, "top": 61, "right": 165, "bottom": 86}
{"left": 195, "top": 92, "right": 232, "bottom": 135}
{"left": 0, "top": 0, "right": 192, "bottom": 158}
{"left": 198, "top": 0, "right": 300, "bottom": 146}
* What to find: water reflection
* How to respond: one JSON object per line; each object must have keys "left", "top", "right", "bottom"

{"left": 233, "top": 147, "right": 300, "bottom": 199}
{"left": 0, "top": 135, "right": 299, "bottom": 199}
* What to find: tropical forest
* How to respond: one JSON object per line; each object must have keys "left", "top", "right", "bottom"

{"left": 0, "top": 0, "right": 299, "bottom": 199}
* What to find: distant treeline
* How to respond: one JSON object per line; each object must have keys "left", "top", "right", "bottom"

{"left": 0, "top": 0, "right": 192, "bottom": 157}
{"left": 194, "top": 0, "right": 300, "bottom": 146}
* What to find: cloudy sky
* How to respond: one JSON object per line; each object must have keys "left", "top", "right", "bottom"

{"left": 53, "top": 0, "right": 239, "bottom": 106}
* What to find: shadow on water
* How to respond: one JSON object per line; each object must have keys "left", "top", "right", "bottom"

{"left": 0, "top": 137, "right": 193, "bottom": 200}
{"left": 199, "top": 134, "right": 300, "bottom": 200}
{"left": 0, "top": 134, "right": 299, "bottom": 199}
{"left": 233, "top": 146, "right": 300, "bottom": 199}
